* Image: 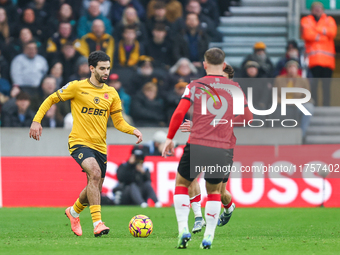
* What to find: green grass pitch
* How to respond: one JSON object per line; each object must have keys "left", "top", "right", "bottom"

{"left": 1, "top": 207, "right": 340, "bottom": 254}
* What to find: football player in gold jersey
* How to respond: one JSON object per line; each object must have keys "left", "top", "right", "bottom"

{"left": 29, "top": 51, "right": 143, "bottom": 237}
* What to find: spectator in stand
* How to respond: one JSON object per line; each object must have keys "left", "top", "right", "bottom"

{"left": 0, "top": 0, "right": 18, "bottom": 23}
{"left": 46, "top": 22, "right": 77, "bottom": 54}
{"left": 115, "top": 147, "right": 161, "bottom": 207}
{"left": 12, "top": 8, "right": 46, "bottom": 43}
{"left": 147, "top": 0, "right": 183, "bottom": 23}
{"left": 237, "top": 61, "right": 271, "bottom": 111}
{"left": 57, "top": 3, "right": 77, "bottom": 28}
{"left": 130, "top": 82, "right": 166, "bottom": 127}
{"left": 68, "top": 56, "right": 90, "bottom": 82}
{"left": 40, "top": 104, "right": 64, "bottom": 128}
{"left": 0, "top": 7, "right": 10, "bottom": 44}
{"left": 164, "top": 81, "right": 188, "bottom": 124}
{"left": 10, "top": 41, "right": 48, "bottom": 96}
{"left": 177, "top": 0, "right": 221, "bottom": 42}
{"left": 199, "top": 0, "right": 220, "bottom": 26}
{"left": 49, "top": 62, "right": 64, "bottom": 88}
{"left": 114, "top": 24, "right": 145, "bottom": 68}
{"left": 110, "top": 0, "right": 145, "bottom": 26}
{"left": 1, "top": 91, "right": 35, "bottom": 127}
{"left": 1, "top": 85, "right": 20, "bottom": 114}
{"left": 114, "top": 6, "right": 148, "bottom": 46}
{"left": 82, "top": 0, "right": 112, "bottom": 20}
{"left": 173, "top": 13, "right": 210, "bottom": 68}
{"left": 274, "top": 60, "right": 314, "bottom": 137}
{"left": 129, "top": 56, "right": 168, "bottom": 95}
{"left": 143, "top": 130, "right": 169, "bottom": 156}
{"left": 107, "top": 73, "right": 131, "bottom": 116}
{"left": 241, "top": 42, "right": 274, "bottom": 78}
{"left": 168, "top": 58, "right": 199, "bottom": 86}
{"left": 30, "top": 75, "right": 57, "bottom": 112}
{"left": 146, "top": 1, "right": 173, "bottom": 38}
{"left": 76, "top": 19, "right": 114, "bottom": 66}
{"left": 301, "top": 1, "right": 337, "bottom": 106}
{"left": 145, "top": 23, "right": 174, "bottom": 68}
{"left": 0, "top": 43, "right": 9, "bottom": 80}
{"left": 27, "top": 0, "right": 55, "bottom": 39}
{"left": 56, "top": 41, "right": 82, "bottom": 83}
{"left": 5, "top": 28, "right": 38, "bottom": 62}
{"left": 77, "top": 0, "right": 112, "bottom": 38}
{"left": 30, "top": 75, "right": 64, "bottom": 128}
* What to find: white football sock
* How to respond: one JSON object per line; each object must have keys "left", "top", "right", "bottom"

{"left": 70, "top": 206, "right": 79, "bottom": 218}
{"left": 191, "top": 202, "right": 202, "bottom": 218}
{"left": 93, "top": 220, "right": 102, "bottom": 228}
{"left": 174, "top": 194, "right": 190, "bottom": 233}
{"left": 204, "top": 200, "right": 221, "bottom": 239}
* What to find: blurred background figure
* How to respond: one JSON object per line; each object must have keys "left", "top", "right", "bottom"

{"left": 77, "top": 0, "right": 112, "bottom": 38}
{"left": 114, "top": 6, "right": 148, "bottom": 46}
{"left": 301, "top": 1, "right": 337, "bottom": 106}
{"left": 130, "top": 82, "right": 166, "bottom": 127}
{"left": 1, "top": 91, "right": 34, "bottom": 127}
{"left": 115, "top": 147, "right": 161, "bottom": 207}
{"left": 110, "top": 0, "right": 145, "bottom": 26}
{"left": 147, "top": 0, "right": 182, "bottom": 23}
{"left": 10, "top": 41, "right": 48, "bottom": 96}
{"left": 241, "top": 42, "right": 274, "bottom": 78}
{"left": 145, "top": 1, "right": 173, "bottom": 38}
{"left": 164, "top": 81, "right": 188, "bottom": 124}
{"left": 274, "top": 60, "right": 314, "bottom": 138}
{"left": 173, "top": 12, "right": 210, "bottom": 69}
{"left": 145, "top": 23, "right": 173, "bottom": 69}
{"left": 76, "top": 19, "right": 114, "bottom": 65}
{"left": 82, "top": 0, "right": 112, "bottom": 20}
{"left": 129, "top": 56, "right": 168, "bottom": 95}
{"left": 144, "top": 130, "right": 168, "bottom": 156}
{"left": 107, "top": 73, "right": 131, "bottom": 116}
{"left": 168, "top": 58, "right": 199, "bottom": 86}
{"left": 236, "top": 61, "right": 271, "bottom": 113}
{"left": 114, "top": 24, "right": 144, "bottom": 68}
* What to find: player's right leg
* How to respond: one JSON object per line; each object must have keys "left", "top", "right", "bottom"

{"left": 218, "top": 181, "right": 235, "bottom": 227}
{"left": 81, "top": 158, "right": 110, "bottom": 237}
{"left": 188, "top": 178, "right": 205, "bottom": 234}
{"left": 65, "top": 186, "right": 88, "bottom": 236}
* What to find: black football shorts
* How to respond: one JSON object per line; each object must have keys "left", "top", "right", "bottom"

{"left": 70, "top": 144, "right": 107, "bottom": 178}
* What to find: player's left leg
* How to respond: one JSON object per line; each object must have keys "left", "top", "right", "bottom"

{"left": 201, "top": 180, "right": 222, "bottom": 249}
{"left": 188, "top": 178, "right": 205, "bottom": 233}
{"left": 174, "top": 173, "right": 193, "bottom": 249}
{"left": 218, "top": 181, "right": 235, "bottom": 227}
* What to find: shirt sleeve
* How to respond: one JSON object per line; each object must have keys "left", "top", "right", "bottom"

{"left": 56, "top": 81, "right": 77, "bottom": 102}
{"left": 110, "top": 90, "right": 123, "bottom": 115}
{"left": 33, "top": 92, "right": 61, "bottom": 123}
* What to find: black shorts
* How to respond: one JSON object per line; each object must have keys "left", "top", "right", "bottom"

{"left": 70, "top": 145, "right": 107, "bottom": 178}
{"left": 178, "top": 143, "right": 233, "bottom": 185}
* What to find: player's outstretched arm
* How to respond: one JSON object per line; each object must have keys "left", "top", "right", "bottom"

{"left": 29, "top": 121, "right": 43, "bottom": 141}
{"left": 133, "top": 129, "right": 143, "bottom": 144}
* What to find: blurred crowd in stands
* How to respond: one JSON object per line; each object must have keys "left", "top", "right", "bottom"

{"left": 0, "top": 0, "right": 336, "bottom": 138}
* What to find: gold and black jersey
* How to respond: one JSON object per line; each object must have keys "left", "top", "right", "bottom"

{"left": 33, "top": 79, "right": 136, "bottom": 154}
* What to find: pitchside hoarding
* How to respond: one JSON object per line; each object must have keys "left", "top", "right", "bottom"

{"left": 1, "top": 145, "right": 340, "bottom": 207}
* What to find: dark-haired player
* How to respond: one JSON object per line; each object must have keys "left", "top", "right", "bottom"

{"left": 29, "top": 51, "right": 143, "bottom": 237}
{"left": 162, "top": 49, "right": 252, "bottom": 249}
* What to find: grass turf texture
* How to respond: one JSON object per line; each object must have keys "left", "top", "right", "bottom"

{"left": 0, "top": 207, "right": 339, "bottom": 254}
